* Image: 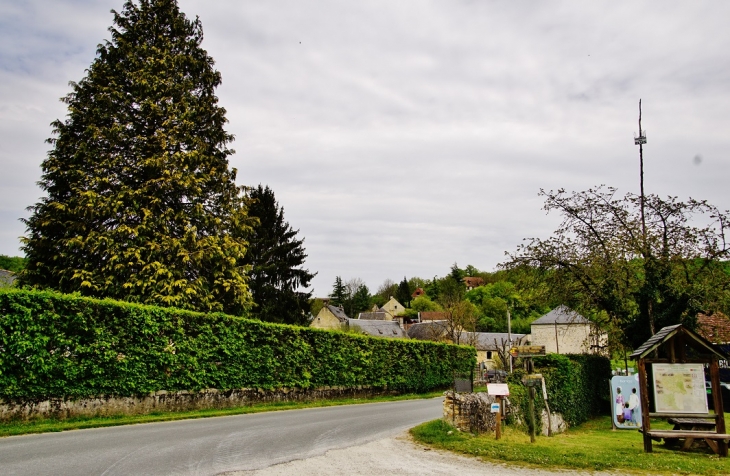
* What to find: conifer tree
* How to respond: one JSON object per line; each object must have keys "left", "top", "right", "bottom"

{"left": 20, "top": 0, "right": 252, "bottom": 314}
{"left": 243, "top": 185, "right": 315, "bottom": 325}
{"left": 329, "top": 276, "right": 348, "bottom": 308}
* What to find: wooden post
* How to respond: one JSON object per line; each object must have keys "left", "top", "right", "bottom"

{"left": 710, "top": 358, "right": 728, "bottom": 457}
{"left": 637, "top": 358, "right": 652, "bottom": 452}
{"left": 495, "top": 396, "right": 502, "bottom": 440}
{"left": 528, "top": 386, "right": 536, "bottom": 443}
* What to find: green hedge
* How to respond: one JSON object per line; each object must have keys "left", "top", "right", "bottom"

{"left": 507, "top": 353, "right": 611, "bottom": 432}
{"left": 0, "top": 289, "right": 475, "bottom": 403}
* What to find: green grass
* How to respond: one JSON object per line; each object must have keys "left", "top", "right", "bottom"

{"left": 0, "top": 390, "right": 444, "bottom": 438}
{"left": 411, "top": 416, "right": 730, "bottom": 475}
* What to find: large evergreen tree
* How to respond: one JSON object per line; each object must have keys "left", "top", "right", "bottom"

{"left": 20, "top": 0, "right": 252, "bottom": 314}
{"left": 329, "top": 276, "right": 347, "bottom": 308}
{"left": 243, "top": 185, "right": 315, "bottom": 325}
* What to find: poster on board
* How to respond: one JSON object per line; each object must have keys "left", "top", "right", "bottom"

{"left": 652, "top": 363, "right": 707, "bottom": 414}
{"left": 611, "top": 375, "right": 642, "bottom": 429}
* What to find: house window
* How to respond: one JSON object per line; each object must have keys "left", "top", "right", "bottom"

{"left": 487, "top": 351, "right": 493, "bottom": 360}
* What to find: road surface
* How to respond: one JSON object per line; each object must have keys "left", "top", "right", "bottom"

{"left": 0, "top": 398, "right": 443, "bottom": 475}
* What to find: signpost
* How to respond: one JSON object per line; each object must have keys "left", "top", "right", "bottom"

{"left": 509, "top": 345, "right": 546, "bottom": 358}
{"left": 487, "top": 383, "right": 510, "bottom": 440}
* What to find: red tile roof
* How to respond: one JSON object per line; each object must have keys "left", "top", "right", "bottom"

{"left": 419, "top": 311, "right": 447, "bottom": 321}
{"left": 412, "top": 287, "right": 426, "bottom": 298}
{"left": 697, "top": 312, "right": 730, "bottom": 344}
{"left": 463, "top": 277, "right": 484, "bottom": 288}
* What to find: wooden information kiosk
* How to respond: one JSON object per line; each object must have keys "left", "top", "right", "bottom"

{"left": 630, "top": 324, "right": 730, "bottom": 456}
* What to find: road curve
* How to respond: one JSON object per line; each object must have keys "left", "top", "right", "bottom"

{"left": 0, "top": 398, "right": 444, "bottom": 476}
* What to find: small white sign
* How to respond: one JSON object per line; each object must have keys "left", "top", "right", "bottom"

{"left": 490, "top": 403, "right": 501, "bottom": 413}
{"left": 487, "top": 383, "right": 509, "bottom": 396}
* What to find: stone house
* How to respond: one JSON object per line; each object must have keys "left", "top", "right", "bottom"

{"left": 528, "top": 305, "right": 607, "bottom": 355}
{"left": 411, "top": 287, "right": 426, "bottom": 298}
{"left": 408, "top": 322, "right": 526, "bottom": 369}
{"left": 462, "top": 332, "right": 528, "bottom": 369}
{"left": 310, "top": 304, "right": 349, "bottom": 330}
{"left": 379, "top": 296, "right": 405, "bottom": 319}
{"left": 463, "top": 277, "right": 484, "bottom": 291}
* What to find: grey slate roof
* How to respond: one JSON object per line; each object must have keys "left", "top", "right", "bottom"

{"left": 408, "top": 321, "right": 448, "bottom": 340}
{"left": 327, "top": 305, "right": 349, "bottom": 322}
{"left": 358, "top": 312, "right": 389, "bottom": 320}
{"left": 408, "top": 323, "right": 526, "bottom": 350}
{"left": 460, "top": 332, "right": 527, "bottom": 351}
{"left": 347, "top": 318, "right": 406, "bottom": 338}
{"left": 0, "top": 269, "right": 15, "bottom": 286}
{"left": 531, "top": 305, "right": 590, "bottom": 325}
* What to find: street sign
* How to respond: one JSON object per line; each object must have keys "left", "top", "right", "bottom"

{"left": 487, "top": 383, "right": 510, "bottom": 396}
{"left": 509, "top": 345, "right": 546, "bottom": 358}
{"left": 490, "top": 403, "right": 501, "bottom": 413}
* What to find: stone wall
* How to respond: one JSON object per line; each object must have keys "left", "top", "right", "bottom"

{"left": 0, "top": 385, "right": 398, "bottom": 422}
{"left": 442, "top": 391, "right": 498, "bottom": 434}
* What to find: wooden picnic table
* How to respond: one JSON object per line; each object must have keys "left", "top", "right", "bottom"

{"left": 656, "top": 418, "right": 724, "bottom": 452}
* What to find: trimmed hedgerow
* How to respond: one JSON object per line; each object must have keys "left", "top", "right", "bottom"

{"left": 0, "top": 289, "right": 475, "bottom": 403}
{"left": 507, "top": 353, "right": 611, "bottom": 433}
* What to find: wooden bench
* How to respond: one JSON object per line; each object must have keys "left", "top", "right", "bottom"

{"left": 644, "top": 430, "right": 730, "bottom": 455}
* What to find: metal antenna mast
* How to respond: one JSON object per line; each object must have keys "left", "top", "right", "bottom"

{"left": 634, "top": 100, "right": 654, "bottom": 335}
{"left": 634, "top": 100, "right": 647, "bottom": 243}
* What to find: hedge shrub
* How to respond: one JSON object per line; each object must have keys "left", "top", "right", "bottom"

{"left": 507, "top": 353, "right": 611, "bottom": 432}
{"left": 0, "top": 289, "right": 475, "bottom": 403}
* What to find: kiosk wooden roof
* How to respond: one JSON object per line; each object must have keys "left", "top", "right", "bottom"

{"left": 630, "top": 324, "right": 729, "bottom": 456}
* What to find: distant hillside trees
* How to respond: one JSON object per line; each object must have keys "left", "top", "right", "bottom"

{"left": 19, "top": 0, "right": 252, "bottom": 314}
{"left": 0, "top": 255, "right": 26, "bottom": 274}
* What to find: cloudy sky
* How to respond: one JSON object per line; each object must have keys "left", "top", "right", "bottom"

{"left": 2, "top": 0, "right": 729, "bottom": 296}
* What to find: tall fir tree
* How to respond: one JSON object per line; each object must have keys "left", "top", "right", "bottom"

{"left": 20, "top": 0, "right": 252, "bottom": 314}
{"left": 395, "top": 276, "right": 411, "bottom": 308}
{"left": 243, "top": 185, "right": 315, "bottom": 325}
{"left": 329, "top": 276, "right": 348, "bottom": 308}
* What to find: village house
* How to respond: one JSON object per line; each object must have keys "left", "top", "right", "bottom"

{"left": 411, "top": 287, "right": 426, "bottom": 298}
{"left": 462, "top": 276, "right": 484, "bottom": 291}
{"left": 407, "top": 321, "right": 526, "bottom": 369}
{"left": 310, "top": 304, "right": 349, "bottom": 330}
{"left": 379, "top": 296, "right": 405, "bottom": 319}
{"left": 528, "top": 305, "right": 608, "bottom": 355}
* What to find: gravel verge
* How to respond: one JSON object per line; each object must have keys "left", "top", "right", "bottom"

{"left": 226, "top": 432, "right": 613, "bottom": 476}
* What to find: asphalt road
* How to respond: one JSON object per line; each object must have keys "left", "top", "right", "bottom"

{"left": 0, "top": 398, "right": 444, "bottom": 476}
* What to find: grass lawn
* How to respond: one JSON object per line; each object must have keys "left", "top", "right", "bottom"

{"left": 0, "top": 390, "right": 444, "bottom": 438}
{"left": 411, "top": 415, "right": 730, "bottom": 475}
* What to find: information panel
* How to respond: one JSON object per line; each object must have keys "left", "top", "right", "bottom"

{"left": 652, "top": 363, "right": 708, "bottom": 414}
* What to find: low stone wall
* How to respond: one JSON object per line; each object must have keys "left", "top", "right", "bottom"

{"left": 0, "top": 386, "right": 398, "bottom": 422}
{"left": 443, "top": 391, "right": 498, "bottom": 434}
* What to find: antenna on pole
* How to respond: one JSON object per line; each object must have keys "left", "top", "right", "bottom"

{"left": 634, "top": 99, "right": 654, "bottom": 335}
{"left": 634, "top": 99, "right": 647, "bottom": 242}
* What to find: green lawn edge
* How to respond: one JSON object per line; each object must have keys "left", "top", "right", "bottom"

{"left": 410, "top": 416, "right": 730, "bottom": 476}
{"left": 0, "top": 391, "right": 444, "bottom": 438}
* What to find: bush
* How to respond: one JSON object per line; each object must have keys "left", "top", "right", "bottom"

{"left": 507, "top": 353, "right": 611, "bottom": 432}
{"left": 0, "top": 289, "right": 475, "bottom": 403}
